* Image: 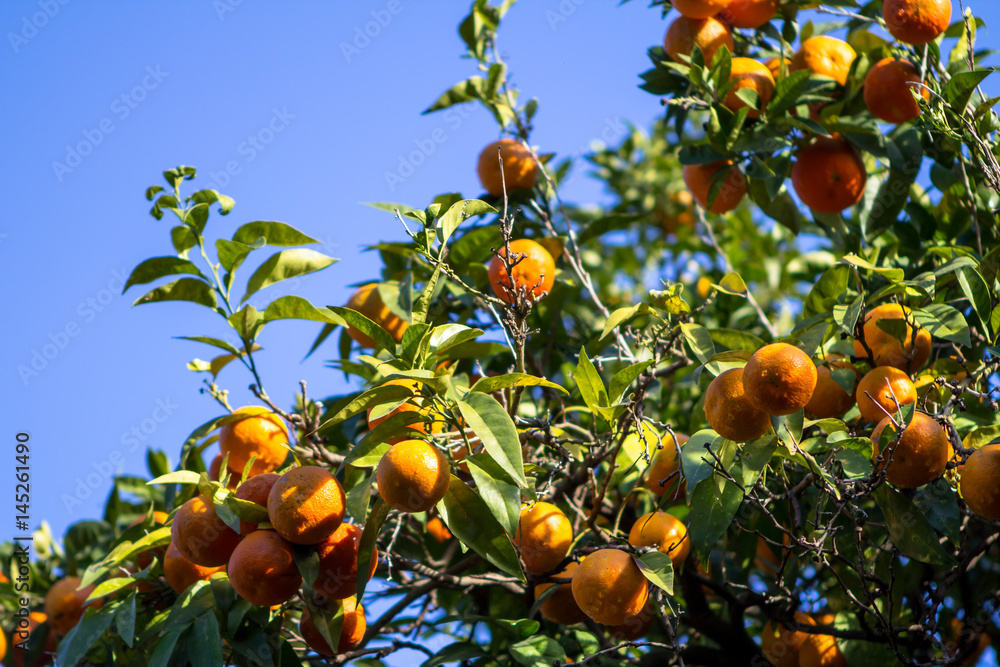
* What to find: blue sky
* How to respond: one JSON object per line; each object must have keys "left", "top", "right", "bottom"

{"left": 2, "top": 0, "right": 998, "bottom": 664}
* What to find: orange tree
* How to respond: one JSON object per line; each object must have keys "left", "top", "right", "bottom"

{"left": 4, "top": 0, "right": 1000, "bottom": 665}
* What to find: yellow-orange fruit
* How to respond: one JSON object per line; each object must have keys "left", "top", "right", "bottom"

{"left": 44, "top": 577, "right": 96, "bottom": 636}
{"left": 427, "top": 516, "right": 453, "bottom": 543}
{"left": 791, "top": 138, "right": 867, "bottom": 214}
{"left": 704, "top": 368, "right": 772, "bottom": 442}
{"left": 344, "top": 283, "right": 410, "bottom": 348}
{"left": 628, "top": 511, "right": 691, "bottom": 569}
{"left": 366, "top": 379, "right": 444, "bottom": 441}
{"left": 719, "top": 0, "right": 779, "bottom": 28}
{"left": 853, "top": 303, "right": 932, "bottom": 372}
{"left": 743, "top": 343, "right": 818, "bottom": 416}
{"left": 571, "top": 549, "right": 649, "bottom": 626}
{"left": 672, "top": 0, "right": 733, "bottom": 20}
{"left": 299, "top": 598, "right": 366, "bottom": 655}
{"left": 477, "top": 138, "right": 539, "bottom": 196}
{"left": 488, "top": 239, "right": 556, "bottom": 304}
{"left": 171, "top": 495, "right": 241, "bottom": 567}
{"left": 864, "top": 58, "right": 929, "bottom": 123}
{"left": 871, "top": 412, "right": 953, "bottom": 488}
{"left": 227, "top": 530, "right": 302, "bottom": 607}
{"left": 856, "top": 366, "right": 917, "bottom": 423}
{"left": 219, "top": 406, "right": 289, "bottom": 478}
{"left": 799, "top": 631, "right": 848, "bottom": 667}
{"left": 663, "top": 16, "right": 734, "bottom": 64}
{"left": 960, "top": 444, "right": 1000, "bottom": 520}
{"left": 515, "top": 502, "right": 573, "bottom": 575}
{"left": 644, "top": 433, "right": 689, "bottom": 500}
{"left": 804, "top": 354, "right": 859, "bottom": 419}
{"left": 535, "top": 562, "right": 587, "bottom": 625}
{"left": 376, "top": 439, "right": 451, "bottom": 513}
{"left": 762, "top": 612, "right": 816, "bottom": 667}
{"left": 882, "top": 0, "right": 951, "bottom": 45}
{"left": 233, "top": 472, "right": 280, "bottom": 536}
{"left": 791, "top": 36, "right": 857, "bottom": 86}
{"left": 128, "top": 510, "right": 171, "bottom": 569}
{"left": 764, "top": 57, "right": 791, "bottom": 79}
{"left": 163, "top": 542, "right": 224, "bottom": 595}
{"left": 723, "top": 58, "right": 776, "bottom": 118}
{"left": 682, "top": 161, "right": 747, "bottom": 214}
{"left": 267, "top": 466, "right": 346, "bottom": 545}
{"left": 314, "top": 522, "right": 378, "bottom": 601}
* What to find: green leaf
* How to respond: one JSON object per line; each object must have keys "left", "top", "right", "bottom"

{"left": 318, "top": 384, "right": 414, "bottom": 432}
{"left": 509, "top": 635, "right": 567, "bottom": 667}
{"left": 262, "top": 295, "right": 341, "bottom": 325}
{"left": 802, "top": 265, "right": 848, "bottom": 319}
{"left": 438, "top": 199, "right": 496, "bottom": 246}
{"left": 175, "top": 336, "right": 241, "bottom": 355}
{"left": 132, "top": 278, "right": 217, "bottom": 309}
{"left": 148, "top": 471, "right": 202, "bottom": 486}
{"left": 327, "top": 305, "right": 396, "bottom": 353}
{"left": 601, "top": 303, "right": 653, "bottom": 339}
{"left": 412, "top": 263, "right": 443, "bottom": 326}
{"left": 228, "top": 304, "right": 262, "bottom": 341}
{"left": 149, "top": 626, "right": 184, "bottom": 667}
{"left": 680, "top": 322, "right": 716, "bottom": 365}
{"left": 225, "top": 495, "right": 269, "bottom": 523}
{"left": 356, "top": 499, "right": 390, "bottom": 601}
{"left": 115, "top": 592, "right": 136, "bottom": 647}
{"left": 707, "top": 329, "right": 765, "bottom": 353}
{"left": 242, "top": 248, "right": 338, "bottom": 303}
{"left": 438, "top": 476, "right": 525, "bottom": 581}
{"left": 231, "top": 221, "right": 319, "bottom": 246}
{"left": 292, "top": 545, "right": 321, "bottom": 588}
{"left": 421, "top": 642, "right": 490, "bottom": 667}
{"left": 464, "top": 454, "right": 522, "bottom": 538}
{"left": 573, "top": 347, "right": 615, "bottom": 421}
{"left": 456, "top": 392, "right": 527, "bottom": 487}
{"left": 688, "top": 474, "right": 743, "bottom": 561}
{"left": 423, "top": 77, "right": 486, "bottom": 114}
{"left": 428, "top": 323, "right": 484, "bottom": 354}
{"left": 609, "top": 361, "right": 653, "bottom": 405}
{"left": 768, "top": 69, "right": 813, "bottom": 115}
{"left": 873, "top": 485, "right": 955, "bottom": 565}
{"left": 216, "top": 238, "right": 263, "bottom": 275}
{"left": 123, "top": 257, "right": 208, "bottom": 292}
{"left": 911, "top": 479, "right": 962, "bottom": 544}
{"left": 189, "top": 613, "right": 224, "bottom": 667}
{"left": 189, "top": 188, "right": 234, "bottom": 214}
{"left": 912, "top": 304, "right": 970, "bottom": 346}
{"left": 637, "top": 550, "right": 674, "bottom": 595}
{"left": 942, "top": 68, "right": 993, "bottom": 111}
{"left": 956, "top": 267, "right": 992, "bottom": 334}
{"left": 741, "top": 436, "right": 777, "bottom": 488}
{"left": 838, "top": 254, "right": 904, "bottom": 281}
{"left": 470, "top": 372, "right": 568, "bottom": 396}
{"left": 86, "top": 576, "right": 135, "bottom": 602}
{"left": 833, "top": 293, "right": 865, "bottom": 337}
{"left": 715, "top": 272, "right": 748, "bottom": 296}
{"left": 57, "top": 602, "right": 117, "bottom": 667}
{"left": 680, "top": 430, "right": 726, "bottom": 491}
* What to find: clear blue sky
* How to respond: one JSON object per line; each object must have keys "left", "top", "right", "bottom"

{"left": 1, "top": 1, "right": 997, "bottom": 664}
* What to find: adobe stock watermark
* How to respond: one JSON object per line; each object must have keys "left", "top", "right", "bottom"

{"left": 61, "top": 397, "right": 180, "bottom": 513}
{"left": 545, "top": 0, "right": 586, "bottom": 30}
{"left": 340, "top": 0, "right": 406, "bottom": 63}
{"left": 7, "top": 0, "right": 70, "bottom": 54}
{"left": 201, "top": 107, "right": 295, "bottom": 190}
{"left": 17, "top": 268, "right": 128, "bottom": 385}
{"left": 212, "top": 0, "right": 242, "bottom": 21}
{"left": 51, "top": 65, "right": 169, "bottom": 182}
{"left": 383, "top": 104, "right": 477, "bottom": 192}
{"left": 561, "top": 117, "right": 628, "bottom": 187}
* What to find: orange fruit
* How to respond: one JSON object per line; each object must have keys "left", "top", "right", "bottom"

{"left": 163, "top": 542, "right": 224, "bottom": 594}
{"left": 644, "top": 433, "right": 689, "bottom": 500}
{"left": 764, "top": 57, "right": 791, "bottom": 79}
{"left": 427, "top": 516, "right": 452, "bottom": 543}
{"left": 852, "top": 303, "right": 932, "bottom": 372}
{"left": 864, "top": 58, "right": 929, "bottom": 123}
{"left": 314, "top": 522, "right": 377, "bottom": 601}
{"left": 754, "top": 534, "right": 792, "bottom": 576}
{"left": 9, "top": 611, "right": 56, "bottom": 667}
{"left": 488, "top": 239, "right": 556, "bottom": 304}
{"left": 959, "top": 444, "right": 1000, "bottom": 520}
{"left": 477, "top": 138, "right": 538, "bottom": 197}
{"left": 723, "top": 58, "right": 776, "bottom": 118}
{"left": 299, "top": 597, "right": 366, "bottom": 655}
{"left": 682, "top": 161, "right": 747, "bottom": 214}
{"left": 882, "top": 0, "right": 952, "bottom": 45}
{"left": 791, "top": 36, "right": 857, "bottom": 86}
{"left": 227, "top": 530, "right": 302, "bottom": 606}
{"left": 171, "top": 495, "right": 241, "bottom": 567}
{"left": 799, "top": 631, "right": 847, "bottom": 667}
{"left": 344, "top": 283, "right": 410, "bottom": 348}
{"left": 657, "top": 190, "right": 696, "bottom": 233}
{"left": 219, "top": 406, "right": 289, "bottom": 478}
{"left": 233, "top": 472, "right": 280, "bottom": 536}
{"left": 627, "top": 511, "right": 691, "bottom": 569}
{"left": 947, "top": 619, "right": 992, "bottom": 666}
{"left": 44, "top": 577, "right": 95, "bottom": 636}
{"left": 761, "top": 612, "right": 816, "bottom": 667}
{"left": 704, "top": 368, "right": 773, "bottom": 441}
{"left": 696, "top": 276, "right": 713, "bottom": 299}
{"left": 791, "top": 138, "right": 867, "bottom": 214}
{"left": 208, "top": 454, "right": 239, "bottom": 490}
{"left": 672, "top": 0, "right": 733, "bottom": 20}
{"left": 128, "top": 510, "right": 170, "bottom": 569}
{"left": 663, "top": 16, "right": 734, "bottom": 64}
{"left": 856, "top": 366, "right": 917, "bottom": 423}
{"left": 743, "top": 343, "right": 818, "bottom": 416}
{"left": 366, "top": 379, "right": 443, "bottom": 440}
{"left": 267, "top": 466, "right": 346, "bottom": 545}
{"left": 804, "top": 354, "right": 859, "bottom": 418}
{"left": 571, "top": 549, "right": 649, "bottom": 625}
{"left": 605, "top": 601, "right": 657, "bottom": 642}
{"left": 871, "top": 412, "right": 952, "bottom": 488}
{"left": 535, "top": 562, "right": 587, "bottom": 625}
{"left": 376, "top": 439, "right": 451, "bottom": 513}
{"left": 515, "top": 502, "right": 573, "bottom": 574}
{"left": 719, "top": 0, "right": 779, "bottom": 28}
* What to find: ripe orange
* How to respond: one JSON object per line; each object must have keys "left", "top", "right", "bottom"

{"left": 682, "top": 161, "right": 747, "bottom": 214}
{"left": 571, "top": 549, "right": 649, "bottom": 626}
{"left": 791, "top": 36, "right": 857, "bottom": 86}
{"left": 605, "top": 601, "right": 657, "bottom": 642}
{"left": 163, "top": 542, "right": 224, "bottom": 594}
{"left": 857, "top": 366, "right": 918, "bottom": 423}
{"left": 882, "top": 0, "right": 952, "bottom": 45}
{"left": 227, "top": 530, "right": 302, "bottom": 606}
{"left": 366, "top": 379, "right": 443, "bottom": 440}
{"left": 535, "top": 562, "right": 587, "bottom": 625}
{"left": 233, "top": 472, "right": 280, "bottom": 536}
{"left": 696, "top": 276, "right": 713, "bottom": 299}
{"left": 791, "top": 138, "right": 867, "bottom": 213}
{"left": 219, "top": 406, "right": 289, "bottom": 478}
{"left": 864, "top": 58, "right": 929, "bottom": 123}
{"left": 644, "top": 433, "right": 689, "bottom": 500}
{"left": 208, "top": 454, "right": 239, "bottom": 490}
{"left": 128, "top": 510, "right": 170, "bottom": 569}
{"left": 764, "top": 57, "right": 791, "bottom": 79}
{"left": 852, "top": 303, "right": 932, "bottom": 372}
{"left": 628, "top": 511, "right": 691, "bottom": 569}
{"left": 299, "top": 597, "right": 366, "bottom": 655}
{"left": 9, "top": 611, "right": 56, "bottom": 667}
{"left": 171, "top": 495, "right": 241, "bottom": 567}
{"left": 755, "top": 534, "right": 792, "bottom": 576}
{"left": 663, "top": 16, "right": 734, "bottom": 64}
{"left": 719, "top": 0, "right": 779, "bottom": 28}
{"left": 314, "top": 522, "right": 377, "bottom": 601}
{"left": 657, "top": 190, "right": 696, "bottom": 234}
{"left": 515, "top": 502, "right": 573, "bottom": 574}
{"left": 44, "top": 577, "right": 95, "bottom": 636}
{"left": 871, "top": 412, "right": 953, "bottom": 488}
{"left": 959, "top": 444, "right": 1000, "bottom": 520}
{"left": 671, "top": 0, "right": 733, "bottom": 20}
{"left": 799, "top": 631, "right": 847, "bottom": 667}
{"left": 804, "top": 354, "right": 859, "bottom": 418}
{"left": 488, "top": 239, "right": 556, "bottom": 304}
{"left": 477, "top": 138, "right": 539, "bottom": 197}
{"left": 723, "top": 58, "right": 776, "bottom": 118}
{"left": 344, "top": 283, "right": 410, "bottom": 348}
{"left": 743, "top": 343, "right": 818, "bottom": 416}
{"left": 427, "top": 516, "right": 453, "bottom": 543}
{"left": 704, "top": 368, "right": 773, "bottom": 442}
{"left": 762, "top": 612, "right": 816, "bottom": 667}
{"left": 376, "top": 439, "right": 451, "bottom": 513}
{"left": 267, "top": 466, "right": 346, "bottom": 545}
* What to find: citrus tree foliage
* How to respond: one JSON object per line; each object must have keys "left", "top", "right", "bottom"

{"left": 4, "top": 1, "right": 1000, "bottom": 666}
